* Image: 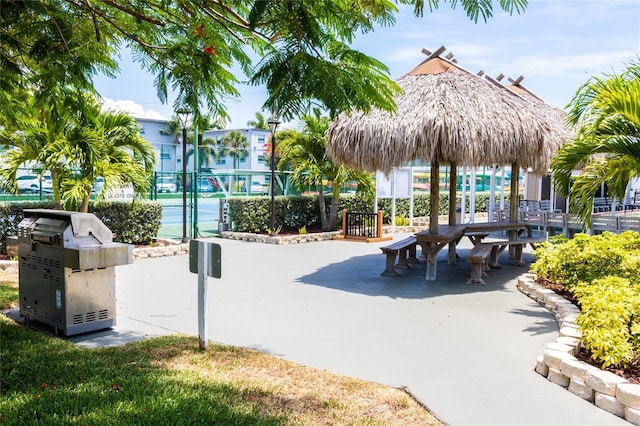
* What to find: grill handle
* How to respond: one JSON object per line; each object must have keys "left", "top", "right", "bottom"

{"left": 30, "top": 231, "right": 61, "bottom": 246}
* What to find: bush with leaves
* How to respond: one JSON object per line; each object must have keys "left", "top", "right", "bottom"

{"left": 531, "top": 231, "right": 640, "bottom": 369}
{"left": 531, "top": 231, "right": 640, "bottom": 289}
{"left": 90, "top": 201, "right": 162, "bottom": 245}
{"left": 573, "top": 277, "right": 640, "bottom": 368}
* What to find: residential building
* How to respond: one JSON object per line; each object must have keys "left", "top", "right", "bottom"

{"left": 134, "top": 117, "right": 271, "bottom": 173}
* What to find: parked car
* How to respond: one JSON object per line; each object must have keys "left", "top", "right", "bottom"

{"left": 250, "top": 181, "right": 266, "bottom": 194}
{"left": 156, "top": 176, "right": 177, "bottom": 193}
{"left": 196, "top": 177, "right": 215, "bottom": 192}
{"left": 16, "top": 175, "right": 53, "bottom": 193}
{"left": 195, "top": 177, "right": 221, "bottom": 193}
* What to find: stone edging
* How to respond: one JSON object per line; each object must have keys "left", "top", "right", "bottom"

{"left": 218, "top": 230, "right": 341, "bottom": 244}
{"left": 517, "top": 273, "right": 640, "bottom": 425}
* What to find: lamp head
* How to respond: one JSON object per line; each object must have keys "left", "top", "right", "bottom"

{"left": 267, "top": 115, "right": 281, "bottom": 135}
{"left": 176, "top": 108, "right": 191, "bottom": 128}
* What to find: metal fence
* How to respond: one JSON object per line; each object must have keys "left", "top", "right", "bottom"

{"left": 1, "top": 169, "right": 366, "bottom": 241}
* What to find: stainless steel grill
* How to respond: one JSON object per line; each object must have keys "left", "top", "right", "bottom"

{"left": 18, "top": 209, "right": 133, "bottom": 336}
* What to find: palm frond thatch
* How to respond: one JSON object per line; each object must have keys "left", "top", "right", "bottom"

{"left": 326, "top": 54, "right": 568, "bottom": 175}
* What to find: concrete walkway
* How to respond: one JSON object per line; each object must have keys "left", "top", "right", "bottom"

{"left": 66, "top": 234, "right": 625, "bottom": 426}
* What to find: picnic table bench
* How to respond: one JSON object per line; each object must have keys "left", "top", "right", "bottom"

{"left": 380, "top": 236, "right": 419, "bottom": 277}
{"left": 466, "top": 237, "right": 548, "bottom": 285}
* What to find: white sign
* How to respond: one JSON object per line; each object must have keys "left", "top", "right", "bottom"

{"left": 105, "top": 184, "right": 135, "bottom": 202}
{"left": 376, "top": 171, "right": 392, "bottom": 198}
{"left": 376, "top": 169, "right": 412, "bottom": 199}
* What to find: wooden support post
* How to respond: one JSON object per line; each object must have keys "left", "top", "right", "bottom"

{"left": 426, "top": 248, "right": 437, "bottom": 281}
{"left": 429, "top": 158, "right": 440, "bottom": 234}
{"left": 448, "top": 162, "right": 458, "bottom": 265}
{"left": 509, "top": 161, "right": 519, "bottom": 257}
{"left": 342, "top": 209, "right": 347, "bottom": 237}
{"left": 377, "top": 210, "right": 384, "bottom": 239}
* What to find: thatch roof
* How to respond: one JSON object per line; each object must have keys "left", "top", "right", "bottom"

{"left": 496, "top": 74, "right": 576, "bottom": 146}
{"left": 326, "top": 48, "right": 567, "bottom": 175}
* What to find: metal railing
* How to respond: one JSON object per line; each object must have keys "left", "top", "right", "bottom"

{"left": 341, "top": 210, "right": 384, "bottom": 240}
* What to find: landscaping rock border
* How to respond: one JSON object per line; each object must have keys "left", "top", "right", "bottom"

{"left": 518, "top": 273, "right": 640, "bottom": 425}
{"left": 219, "top": 230, "right": 342, "bottom": 244}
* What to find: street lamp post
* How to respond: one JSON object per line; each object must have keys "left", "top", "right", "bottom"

{"left": 267, "top": 115, "right": 281, "bottom": 235}
{"left": 176, "top": 108, "right": 190, "bottom": 243}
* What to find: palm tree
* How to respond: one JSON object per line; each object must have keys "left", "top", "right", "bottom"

{"left": 219, "top": 130, "right": 249, "bottom": 169}
{"left": 0, "top": 94, "right": 86, "bottom": 206}
{"left": 246, "top": 111, "right": 269, "bottom": 130}
{"left": 187, "top": 135, "right": 219, "bottom": 172}
{"left": 45, "top": 104, "right": 156, "bottom": 212}
{"left": 277, "top": 109, "right": 374, "bottom": 231}
{"left": 552, "top": 61, "right": 640, "bottom": 226}
{"left": 0, "top": 96, "right": 156, "bottom": 212}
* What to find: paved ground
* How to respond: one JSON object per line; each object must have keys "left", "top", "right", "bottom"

{"left": 25, "top": 233, "right": 628, "bottom": 425}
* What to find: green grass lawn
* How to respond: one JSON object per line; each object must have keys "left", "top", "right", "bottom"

{"left": 0, "top": 280, "right": 440, "bottom": 426}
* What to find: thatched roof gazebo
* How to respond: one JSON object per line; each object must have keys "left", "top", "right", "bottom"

{"left": 326, "top": 46, "right": 565, "bottom": 234}
{"left": 495, "top": 74, "right": 575, "bottom": 143}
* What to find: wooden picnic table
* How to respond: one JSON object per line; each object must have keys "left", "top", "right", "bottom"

{"left": 415, "top": 225, "right": 466, "bottom": 281}
{"left": 414, "top": 221, "right": 532, "bottom": 282}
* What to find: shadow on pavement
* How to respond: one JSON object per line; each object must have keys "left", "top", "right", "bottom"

{"left": 296, "top": 247, "right": 538, "bottom": 300}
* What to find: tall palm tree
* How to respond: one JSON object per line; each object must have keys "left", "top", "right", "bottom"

{"left": 187, "top": 135, "right": 219, "bottom": 172}
{"left": 246, "top": 111, "right": 269, "bottom": 130}
{"left": 277, "top": 109, "right": 374, "bottom": 231}
{"left": 219, "top": 130, "right": 249, "bottom": 169}
{"left": 552, "top": 61, "right": 640, "bottom": 226}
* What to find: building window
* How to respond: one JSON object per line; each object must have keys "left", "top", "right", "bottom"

{"left": 257, "top": 136, "right": 265, "bottom": 143}
{"left": 216, "top": 158, "right": 226, "bottom": 165}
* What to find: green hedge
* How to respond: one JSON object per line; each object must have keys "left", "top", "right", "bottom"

{"left": 227, "top": 192, "right": 513, "bottom": 233}
{"left": 531, "top": 231, "right": 640, "bottom": 369}
{"left": 0, "top": 200, "right": 162, "bottom": 253}
{"left": 90, "top": 201, "right": 162, "bottom": 245}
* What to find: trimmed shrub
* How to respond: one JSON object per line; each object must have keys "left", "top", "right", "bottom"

{"left": 531, "top": 231, "right": 640, "bottom": 369}
{"left": 227, "top": 192, "right": 515, "bottom": 233}
{"left": 532, "top": 231, "right": 640, "bottom": 289}
{"left": 573, "top": 277, "right": 640, "bottom": 368}
{"left": 0, "top": 200, "right": 162, "bottom": 251}
{"left": 90, "top": 201, "right": 162, "bottom": 244}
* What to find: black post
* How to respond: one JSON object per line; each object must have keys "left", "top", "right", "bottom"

{"left": 268, "top": 116, "right": 280, "bottom": 235}
{"left": 270, "top": 133, "right": 276, "bottom": 234}
{"left": 182, "top": 125, "right": 188, "bottom": 242}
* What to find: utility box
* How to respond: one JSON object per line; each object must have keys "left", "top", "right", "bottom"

{"left": 18, "top": 209, "right": 133, "bottom": 336}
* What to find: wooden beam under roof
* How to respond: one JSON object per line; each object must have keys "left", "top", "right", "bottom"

{"left": 510, "top": 75, "right": 526, "bottom": 85}
{"left": 421, "top": 45, "right": 446, "bottom": 61}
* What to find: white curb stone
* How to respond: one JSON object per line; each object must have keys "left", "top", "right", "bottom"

{"left": 625, "top": 406, "right": 640, "bottom": 426}
{"left": 534, "top": 287, "right": 556, "bottom": 302}
{"left": 617, "top": 383, "right": 640, "bottom": 410}
{"left": 546, "top": 341, "right": 575, "bottom": 354}
{"left": 586, "top": 369, "right": 629, "bottom": 396}
{"left": 535, "top": 355, "right": 549, "bottom": 376}
{"left": 555, "top": 336, "right": 580, "bottom": 349}
{"left": 560, "top": 358, "right": 599, "bottom": 382}
{"left": 559, "top": 326, "right": 582, "bottom": 339}
{"left": 547, "top": 367, "right": 570, "bottom": 387}
{"left": 569, "top": 379, "right": 595, "bottom": 402}
{"left": 543, "top": 349, "right": 576, "bottom": 370}
{"left": 595, "top": 392, "right": 626, "bottom": 417}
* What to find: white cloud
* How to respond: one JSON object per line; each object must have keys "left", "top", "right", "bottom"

{"left": 100, "top": 98, "right": 170, "bottom": 120}
{"left": 507, "top": 51, "right": 638, "bottom": 77}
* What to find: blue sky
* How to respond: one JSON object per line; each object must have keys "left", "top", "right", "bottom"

{"left": 94, "top": 0, "right": 640, "bottom": 128}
